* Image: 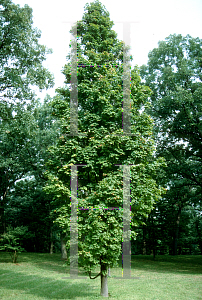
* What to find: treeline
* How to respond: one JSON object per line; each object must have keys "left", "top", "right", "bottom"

{"left": 0, "top": 0, "right": 202, "bottom": 260}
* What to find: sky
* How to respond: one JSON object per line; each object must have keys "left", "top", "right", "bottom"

{"left": 14, "top": 0, "right": 202, "bottom": 101}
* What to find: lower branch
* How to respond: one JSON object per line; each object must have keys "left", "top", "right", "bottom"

{"left": 88, "top": 271, "right": 101, "bottom": 279}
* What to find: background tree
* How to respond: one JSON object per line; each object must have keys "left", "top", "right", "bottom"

{"left": 0, "top": 226, "right": 27, "bottom": 263}
{"left": 0, "top": 0, "right": 54, "bottom": 235}
{"left": 1, "top": 96, "right": 61, "bottom": 252}
{"left": 140, "top": 34, "right": 202, "bottom": 255}
{"left": 0, "top": 0, "right": 54, "bottom": 101}
{"left": 45, "top": 0, "right": 163, "bottom": 297}
{"left": 0, "top": 102, "right": 38, "bottom": 233}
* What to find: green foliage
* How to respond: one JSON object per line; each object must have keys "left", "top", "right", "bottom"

{"left": 140, "top": 34, "right": 202, "bottom": 182}
{"left": 0, "top": 96, "right": 61, "bottom": 250}
{"left": 0, "top": 0, "right": 54, "bottom": 101}
{"left": 0, "top": 226, "right": 27, "bottom": 263}
{"left": 140, "top": 34, "right": 202, "bottom": 255}
{"left": 0, "top": 0, "right": 55, "bottom": 236}
{"left": 0, "top": 101, "right": 39, "bottom": 233}
{"left": 45, "top": 0, "right": 163, "bottom": 281}
{"left": 4, "top": 178, "right": 53, "bottom": 252}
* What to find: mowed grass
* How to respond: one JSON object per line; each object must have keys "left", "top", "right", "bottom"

{"left": 0, "top": 252, "right": 202, "bottom": 299}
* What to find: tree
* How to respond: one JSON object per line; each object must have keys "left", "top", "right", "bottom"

{"left": 0, "top": 0, "right": 54, "bottom": 234}
{"left": 1, "top": 96, "right": 62, "bottom": 253}
{"left": 4, "top": 178, "right": 57, "bottom": 253}
{"left": 0, "top": 102, "right": 38, "bottom": 233}
{"left": 140, "top": 34, "right": 202, "bottom": 255}
{"left": 133, "top": 200, "right": 202, "bottom": 256}
{"left": 0, "top": 226, "right": 27, "bottom": 263}
{"left": 0, "top": 0, "right": 54, "bottom": 102}
{"left": 45, "top": 0, "right": 163, "bottom": 297}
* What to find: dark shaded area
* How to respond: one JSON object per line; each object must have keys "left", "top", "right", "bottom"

{"left": 130, "top": 255, "right": 202, "bottom": 275}
{"left": 0, "top": 269, "right": 95, "bottom": 299}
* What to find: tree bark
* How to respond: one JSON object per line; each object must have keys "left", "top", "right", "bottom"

{"left": 100, "top": 263, "right": 108, "bottom": 297}
{"left": 61, "top": 233, "right": 67, "bottom": 260}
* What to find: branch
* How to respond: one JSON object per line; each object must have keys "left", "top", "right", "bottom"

{"left": 88, "top": 271, "right": 101, "bottom": 279}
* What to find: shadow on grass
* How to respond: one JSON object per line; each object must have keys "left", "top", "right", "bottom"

{"left": 0, "top": 252, "right": 61, "bottom": 263}
{"left": 0, "top": 268, "right": 97, "bottom": 299}
{"left": 1, "top": 252, "right": 202, "bottom": 283}
{"left": 0, "top": 252, "right": 68, "bottom": 275}
{"left": 129, "top": 255, "right": 202, "bottom": 275}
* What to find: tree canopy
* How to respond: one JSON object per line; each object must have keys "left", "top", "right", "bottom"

{"left": 0, "top": 0, "right": 54, "bottom": 102}
{"left": 0, "top": 0, "right": 55, "bottom": 234}
{"left": 140, "top": 34, "right": 202, "bottom": 255}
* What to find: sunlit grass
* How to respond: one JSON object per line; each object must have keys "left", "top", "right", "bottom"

{"left": 0, "top": 252, "right": 201, "bottom": 299}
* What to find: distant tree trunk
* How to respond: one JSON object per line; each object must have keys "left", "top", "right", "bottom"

{"left": 0, "top": 202, "right": 5, "bottom": 234}
{"left": 50, "top": 227, "right": 53, "bottom": 254}
{"left": 151, "top": 213, "right": 156, "bottom": 260}
{"left": 0, "top": 189, "right": 7, "bottom": 234}
{"left": 142, "top": 226, "right": 147, "bottom": 255}
{"left": 195, "top": 217, "right": 202, "bottom": 254}
{"left": 108, "top": 267, "right": 111, "bottom": 277}
{"left": 198, "top": 241, "right": 202, "bottom": 255}
{"left": 152, "top": 247, "right": 156, "bottom": 260}
{"left": 50, "top": 241, "right": 54, "bottom": 254}
{"left": 100, "top": 262, "right": 108, "bottom": 297}
{"left": 61, "top": 233, "right": 67, "bottom": 260}
{"left": 173, "top": 206, "right": 181, "bottom": 255}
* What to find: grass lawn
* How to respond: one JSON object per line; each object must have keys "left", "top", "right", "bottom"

{"left": 0, "top": 252, "right": 202, "bottom": 299}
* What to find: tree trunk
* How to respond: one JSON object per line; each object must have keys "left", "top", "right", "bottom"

{"left": 142, "top": 225, "right": 146, "bottom": 255}
{"left": 173, "top": 206, "right": 181, "bottom": 255}
{"left": 151, "top": 214, "right": 156, "bottom": 260}
{"left": 50, "top": 227, "right": 53, "bottom": 254}
{"left": 100, "top": 263, "right": 108, "bottom": 297}
{"left": 195, "top": 217, "right": 202, "bottom": 254}
{"left": 50, "top": 241, "right": 54, "bottom": 254}
{"left": 0, "top": 189, "right": 7, "bottom": 234}
{"left": 199, "top": 241, "right": 202, "bottom": 255}
{"left": 61, "top": 233, "right": 67, "bottom": 260}
{"left": 0, "top": 201, "right": 5, "bottom": 234}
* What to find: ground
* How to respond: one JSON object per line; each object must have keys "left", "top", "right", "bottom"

{"left": 0, "top": 252, "right": 201, "bottom": 299}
